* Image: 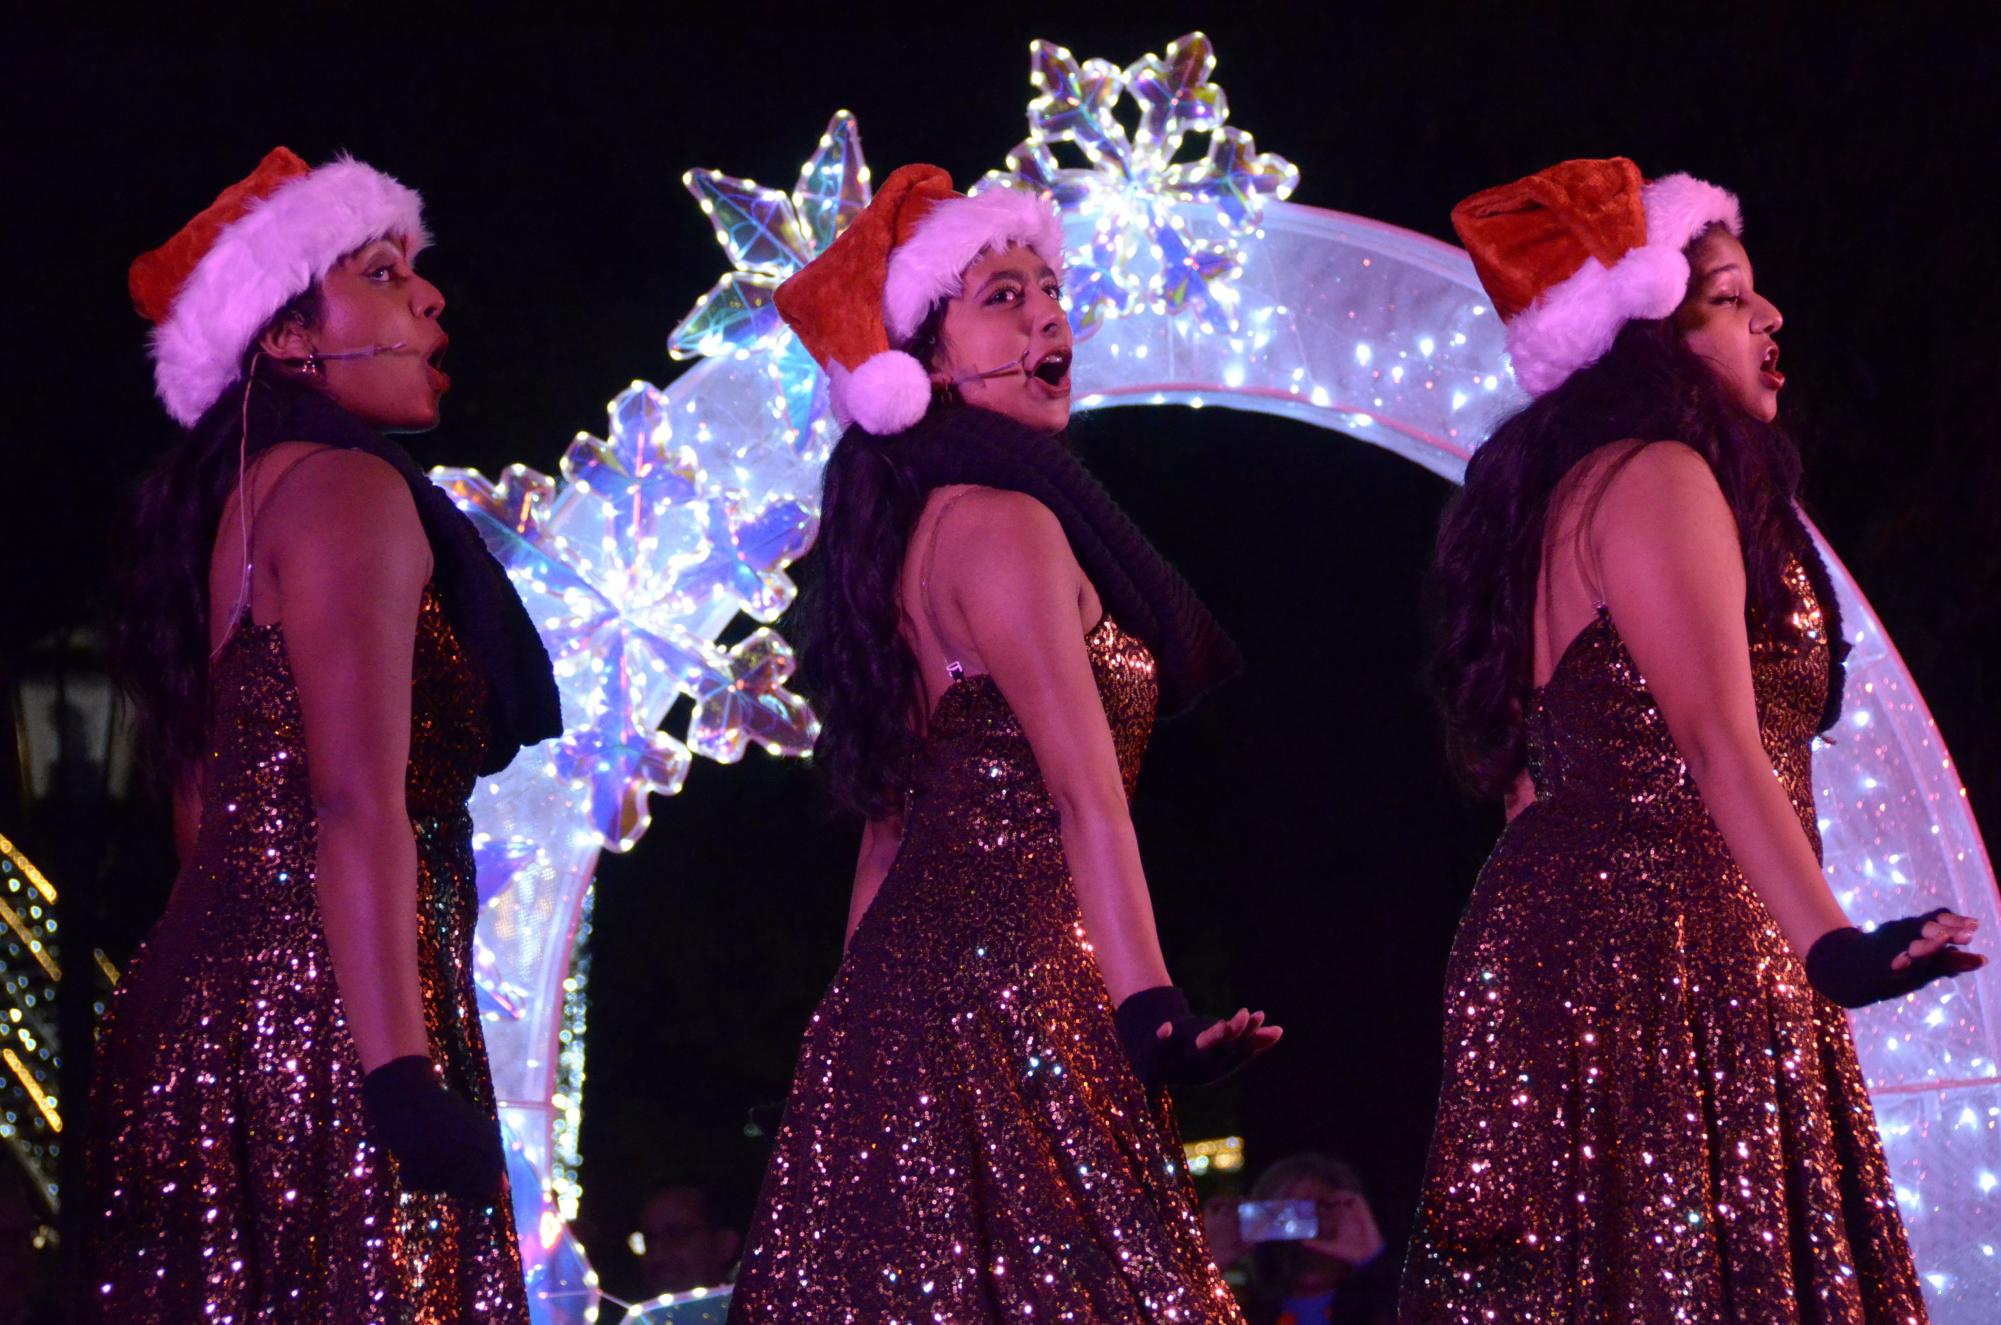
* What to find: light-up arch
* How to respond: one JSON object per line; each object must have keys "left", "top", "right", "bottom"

{"left": 439, "top": 34, "right": 1999, "bottom": 1325}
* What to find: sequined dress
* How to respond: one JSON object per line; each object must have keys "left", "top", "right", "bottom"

{"left": 728, "top": 616, "right": 1244, "bottom": 1323}
{"left": 1401, "top": 566, "right": 1925, "bottom": 1323}
{"left": 85, "top": 589, "right": 530, "bottom": 1323}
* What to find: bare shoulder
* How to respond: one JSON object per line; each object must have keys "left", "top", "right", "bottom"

{"left": 260, "top": 446, "right": 426, "bottom": 572}
{"left": 939, "top": 487, "right": 1074, "bottom": 573}
{"left": 262, "top": 446, "right": 418, "bottom": 528}
{"left": 943, "top": 485, "right": 1063, "bottom": 535}
{"left": 1597, "top": 439, "right": 1720, "bottom": 499}
{"left": 1573, "top": 440, "right": 1728, "bottom": 532}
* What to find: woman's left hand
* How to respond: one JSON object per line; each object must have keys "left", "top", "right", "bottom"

{"left": 1116, "top": 989, "right": 1282, "bottom": 1086}
{"left": 1181, "top": 1007, "right": 1284, "bottom": 1058}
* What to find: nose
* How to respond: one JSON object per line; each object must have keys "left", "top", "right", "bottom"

{"left": 1752, "top": 291, "right": 1781, "bottom": 336}
{"left": 1031, "top": 285, "right": 1067, "bottom": 341}
{"left": 412, "top": 274, "right": 446, "bottom": 321}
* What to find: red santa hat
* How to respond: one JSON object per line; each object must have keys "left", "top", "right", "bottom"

{"left": 774, "top": 163, "right": 1066, "bottom": 435}
{"left": 129, "top": 147, "right": 429, "bottom": 427}
{"left": 1451, "top": 157, "right": 1740, "bottom": 396}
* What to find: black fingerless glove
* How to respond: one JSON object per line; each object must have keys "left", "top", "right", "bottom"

{"left": 361, "top": 1055, "right": 505, "bottom": 1202}
{"left": 1114, "top": 986, "right": 1258, "bottom": 1088}
{"left": 1805, "top": 908, "right": 1959, "bottom": 1008}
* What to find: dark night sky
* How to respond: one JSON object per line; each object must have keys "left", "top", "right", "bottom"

{"left": 8, "top": 6, "right": 1997, "bottom": 1294}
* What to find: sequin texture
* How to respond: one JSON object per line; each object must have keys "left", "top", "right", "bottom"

{"left": 729, "top": 616, "right": 1243, "bottom": 1323}
{"left": 1401, "top": 564, "right": 1926, "bottom": 1323}
{"left": 84, "top": 590, "right": 529, "bottom": 1323}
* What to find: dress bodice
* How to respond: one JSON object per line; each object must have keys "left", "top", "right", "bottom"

{"left": 1524, "top": 560, "right": 1831, "bottom": 842}
{"left": 202, "top": 587, "right": 491, "bottom": 829}
{"left": 907, "top": 614, "right": 1159, "bottom": 825}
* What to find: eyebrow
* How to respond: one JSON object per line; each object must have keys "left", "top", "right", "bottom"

{"left": 1697, "top": 262, "right": 1743, "bottom": 283}
{"left": 974, "top": 265, "right": 1056, "bottom": 295}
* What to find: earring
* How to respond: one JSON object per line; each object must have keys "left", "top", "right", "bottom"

{"left": 302, "top": 349, "right": 324, "bottom": 378}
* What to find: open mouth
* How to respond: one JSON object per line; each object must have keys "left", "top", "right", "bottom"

{"left": 425, "top": 336, "right": 452, "bottom": 391}
{"left": 1758, "top": 342, "right": 1784, "bottom": 390}
{"left": 1031, "top": 349, "right": 1072, "bottom": 389}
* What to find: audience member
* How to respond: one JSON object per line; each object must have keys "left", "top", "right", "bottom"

{"left": 1204, "top": 1152, "right": 1395, "bottom": 1325}
{"left": 635, "top": 1183, "right": 741, "bottom": 1296}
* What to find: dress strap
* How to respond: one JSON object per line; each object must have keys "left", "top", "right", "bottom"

{"left": 917, "top": 489, "right": 973, "bottom": 682}
{"left": 212, "top": 444, "right": 343, "bottom": 654}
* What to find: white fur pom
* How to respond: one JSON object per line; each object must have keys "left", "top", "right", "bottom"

{"left": 882, "top": 188, "right": 1066, "bottom": 344}
{"left": 835, "top": 350, "right": 932, "bottom": 435}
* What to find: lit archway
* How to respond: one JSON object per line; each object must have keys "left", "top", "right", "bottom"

{"left": 440, "top": 34, "right": 1999, "bottom": 1324}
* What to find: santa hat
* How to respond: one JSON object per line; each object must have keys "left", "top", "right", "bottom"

{"left": 774, "top": 163, "right": 1066, "bottom": 436}
{"left": 1451, "top": 157, "right": 1740, "bottom": 396}
{"left": 130, "top": 146, "right": 429, "bottom": 427}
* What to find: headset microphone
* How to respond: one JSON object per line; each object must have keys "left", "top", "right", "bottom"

{"left": 311, "top": 341, "right": 411, "bottom": 363}
{"left": 950, "top": 345, "right": 1033, "bottom": 389}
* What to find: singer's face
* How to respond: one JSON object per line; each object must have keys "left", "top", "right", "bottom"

{"left": 312, "top": 237, "right": 451, "bottom": 431}
{"left": 929, "top": 244, "right": 1073, "bottom": 432}
{"left": 1674, "top": 229, "right": 1785, "bottom": 423}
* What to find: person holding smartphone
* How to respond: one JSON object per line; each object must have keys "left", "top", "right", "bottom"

{"left": 1205, "top": 1154, "right": 1397, "bottom": 1325}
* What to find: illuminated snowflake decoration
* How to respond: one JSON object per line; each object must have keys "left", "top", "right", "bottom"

{"left": 979, "top": 31, "right": 1298, "bottom": 337}
{"left": 434, "top": 380, "right": 818, "bottom": 855}
{"left": 668, "top": 109, "right": 872, "bottom": 462}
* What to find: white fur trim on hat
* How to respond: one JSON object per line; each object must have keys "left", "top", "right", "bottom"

{"left": 1506, "top": 172, "right": 1741, "bottom": 396}
{"left": 151, "top": 156, "right": 429, "bottom": 426}
{"left": 831, "top": 350, "right": 932, "bottom": 435}
{"left": 882, "top": 188, "right": 1066, "bottom": 345}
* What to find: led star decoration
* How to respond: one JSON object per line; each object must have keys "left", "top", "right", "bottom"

{"left": 979, "top": 32, "right": 1299, "bottom": 337}
{"left": 670, "top": 109, "right": 872, "bottom": 460}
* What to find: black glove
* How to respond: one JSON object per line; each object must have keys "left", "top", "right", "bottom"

{"left": 1805, "top": 909, "right": 1980, "bottom": 1008}
{"left": 361, "top": 1055, "right": 505, "bottom": 1201}
{"left": 1113, "top": 986, "right": 1260, "bottom": 1088}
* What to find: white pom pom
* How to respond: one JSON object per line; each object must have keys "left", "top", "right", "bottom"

{"left": 837, "top": 350, "right": 932, "bottom": 435}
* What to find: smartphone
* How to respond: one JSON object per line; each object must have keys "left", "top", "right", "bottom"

{"left": 1237, "top": 1198, "right": 1319, "bottom": 1243}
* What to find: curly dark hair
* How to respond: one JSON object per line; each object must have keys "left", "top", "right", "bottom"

{"left": 796, "top": 301, "right": 957, "bottom": 820}
{"left": 1428, "top": 298, "right": 1830, "bottom": 801}
{"left": 111, "top": 287, "right": 326, "bottom": 792}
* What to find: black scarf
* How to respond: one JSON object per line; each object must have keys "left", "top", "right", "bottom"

{"left": 880, "top": 405, "right": 1241, "bottom": 715}
{"left": 270, "top": 387, "right": 563, "bottom": 773}
{"left": 1786, "top": 504, "right": 1850, "bottom": 736}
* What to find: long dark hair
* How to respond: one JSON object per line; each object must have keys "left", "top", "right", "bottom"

{"left": 111, "top": 289, "right": 325, "bottom": 792}
{"left": 798, "top": 304, "right": 955, "bottom": 821}
{"left": 797, "top": 426, "right": 928, "bottom": 820}
{"left": 1429, "top": 311, "right": 1833, "bottom": 800}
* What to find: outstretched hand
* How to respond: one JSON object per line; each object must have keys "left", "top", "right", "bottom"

{"left": 1160, "top": 1007, "right": 1283, "bottom": 1058}
{"left": 1807, "top": 908, "right": 1986, "bottom": 1008}
{"left": 1115, "top": 987, "right": 1282, "bottom": 1088}
{"left": 1888, "top": 910, "right": 1983, "bottom": 974}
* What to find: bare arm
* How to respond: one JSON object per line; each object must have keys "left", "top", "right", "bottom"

{"left": 845, "top": 814, "right": 903, "bottom": 946}
{"left": 944, "top": 492, "right": 1171, "bottom": 1004}
{"left": 1589, "top": 444, "right": 1849, "bottom": 958}
{"left": 270, "top": 451, "right": 433, "bottom": 1073}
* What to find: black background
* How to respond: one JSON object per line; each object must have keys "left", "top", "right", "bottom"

{"left": 7, "top": 5, "right": 1997, "bottom": 1300}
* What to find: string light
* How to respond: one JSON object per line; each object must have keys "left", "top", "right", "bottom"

{"left": 1, "top": 830, "right": 118, "bottom": 1218}
{"left": 1183, "top": 1135, "right": 1246, "bottom": 1176}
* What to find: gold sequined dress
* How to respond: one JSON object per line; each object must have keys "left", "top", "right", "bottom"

{"left": 1401, "top": 567, "right": 1926, "bottom": 1323}
{"left": 728, "top": 616, "right": 1244, "bottom": 1323}
{"left": 84, "top": 589, "right": 529, "bottom": 1323}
